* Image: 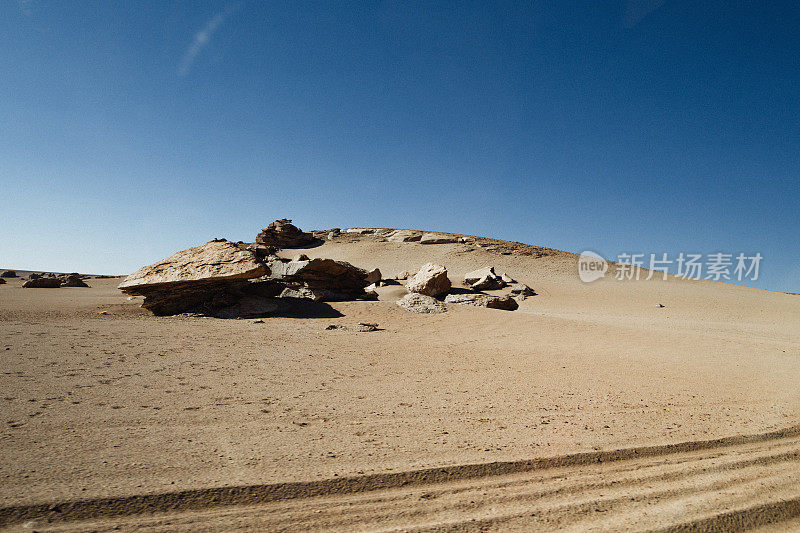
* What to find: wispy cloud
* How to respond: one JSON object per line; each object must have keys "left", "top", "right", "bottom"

{"left": 178, "top": 9, "right": 231, "bottom": 77}
{"left": 623, "top": 0, "right": 667, "bottom": 28}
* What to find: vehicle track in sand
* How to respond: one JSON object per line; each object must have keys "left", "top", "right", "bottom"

{"left": 3, "top": 425, "right": 800, "bottom": 532}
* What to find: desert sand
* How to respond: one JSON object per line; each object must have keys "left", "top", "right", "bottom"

{"left": 1, "top": 230, "right": 799, "bottom": 531}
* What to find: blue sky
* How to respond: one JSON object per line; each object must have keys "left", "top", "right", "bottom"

{"left": 1, "top": 1, "right": 797, "bottom": 291}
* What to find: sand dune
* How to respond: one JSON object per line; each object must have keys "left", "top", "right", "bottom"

{"left": 1, "top": 229, "right": 798, "bottom": 530}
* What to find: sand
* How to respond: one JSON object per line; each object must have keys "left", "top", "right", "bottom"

{"left": 1, "top": 232, "right": 799, "bottom": 530}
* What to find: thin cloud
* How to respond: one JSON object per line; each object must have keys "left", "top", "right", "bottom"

{"left": 178, "top": 9, "right": 230, "bottom": 77}
{"left": 623, "top": 0, "right": 667, "bottom": 28}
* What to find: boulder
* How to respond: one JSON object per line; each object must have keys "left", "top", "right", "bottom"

{"left": 395, "top": 270, "right": 412, "bottom": 280}
{"left": 485, "top": 294, "right": 519, "bottom": 311}
{"left": 23, "top": 278, "right": 61, "bottom": 288}
{"left": 387, "top": 230, "right": 422, "bottom": 243}
{"left": 419, "top": 233, "right": 458, "bottom": 244}
{"left": 0, "top": 278, "right": 5, "bottom": 284}
{"left": 1, "top": 270, "right": 17, "bottom": 278}
{"left": 365, "top": 268, "right": 382, "bottom": 285}
{"left": 464, "top": 266, "right": 505, "bottom": 290}
{"left": 464, "top": 266, "right": 498, "bottom": 285}
{"left": 396, "top": 293, "right": 447, "bottom": 314}
{"left": 500, "top": 273, "right": 516, "bottom": 284}
{"left": 405, "top": 263, "right": 451, "bottom": 297}
{"left": 510, "top": 283, "right": 535, "bottom": 297}
{"left": 471, "top": 274, "right": 503, "bottom": 291}
{"left": 118, "top": 240, "right": 269, "bottom": 315}
{"left": 59, "top": 274, "right": 89, "bottom": 287}
{"left": 294, "top": 253, "right": 310, "bottom": 261}
{"left": 28, "top": 273, "right": 42, "bottom": 280}
{"left": 266, "top": 258, "right": 370, "bottom": 297}
{"left": 256, "top": 219, "right": 316, "bottom": 249}
{"left": 121, "top": 240, "right": 267, "bottom": 289}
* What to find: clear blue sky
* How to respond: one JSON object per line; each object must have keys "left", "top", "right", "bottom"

{"left": 1, "top": 1, "right": 797, "bottom": 291}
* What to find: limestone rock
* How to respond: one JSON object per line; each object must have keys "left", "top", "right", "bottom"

{"left": 117, "top": 240, "right": 269, "bottom": 315}
{"left": 256, "top": 219, "right": 316, "bottom": 249}
{"left": 419, "top": 233, "right": 458, "bottom": 244}
{"left": 120, "top": 241, "right": 267, "bottom": 289}
{"left": 405, "top": 263, "right": 451, "bottom": 297}
{"left": 510, "top": 283, "right": 535, "bottom": 297}
{"left": 464, "top": 266, "right": 498, "bottom": 285}
{"left": 396, "top": 293, "right": 446, "bottom": 314}
{"left": 464, "top": 266, "right": 505, "bottom": 290}
{"left": 266, "top": 258, "right": 370, "bottom": 297}
{"left": 387, "top": 230, "right": 422, "bottom": 243}
{"left": 471, "top": 274, "right": 503, "bottom": 291}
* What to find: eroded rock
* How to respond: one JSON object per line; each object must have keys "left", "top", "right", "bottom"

{"left": 406, "top": 263, "right": 451, "bottom": 297}
{"left": 396, "top": 293, "right": 447, "bottom": 314}
{"left": 256, "top": 219, "right": 316, "bottom": 249}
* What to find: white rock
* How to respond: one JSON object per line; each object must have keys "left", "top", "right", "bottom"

{"left": 405, "top": 263, "right": 451, "bottom": 297}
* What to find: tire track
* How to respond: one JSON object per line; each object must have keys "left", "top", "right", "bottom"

{"left": 3, "top": 425, "right": 800, "bottom": 531}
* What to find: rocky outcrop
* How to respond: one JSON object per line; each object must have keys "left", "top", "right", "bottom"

{"left": 23, "top": 278, "right": 61, "bottom": 288}
{"left": 118, "top": 240, "right": 271, "bottom": 315}
{"left": 1, "top": 270, "right": 17, "bottom": 278}
{"left": 266, "top": 258, "right": 370, "bottom": 297}
{"left": 405, "top": 263, "right": 451, "bottom": 297}
{"left": 59, "top": 274, "right": 89, "bottom": 287}
{"left": 396, "top": 293, "right": 447, "bottom": 314}
{"left": 256, "top": 219, "right": 316, "bottom": 249}
{"left": 121, "top": 240, "right": 267, "bottom": 289}
{"left": 419, "top": 233, "right": 458, "bottom": 244}
{"left": 387, "top": 230, "right": 422, "bottom": 243}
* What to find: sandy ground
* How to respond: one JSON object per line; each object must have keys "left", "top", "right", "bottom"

{"left": 1, "top": 231, "right": 799, "bottom": 530}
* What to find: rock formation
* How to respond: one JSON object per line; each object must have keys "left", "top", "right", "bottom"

{"left": 444, "top": 292, "right": 519, "bottom": 311}
{"left": 387, "top": 230, "right": 421, "bottom": 242}
{"left": 256, "top": 219, "right": 317, "bottom": 249}
{"left": 59, "top": 274, "right": 89, "bottom": 287}
{"left": 396, "top": 293, "right": 447, "bottom": 314}
{"left": 118, "top": 230, "right": 374, "bottom": 316}
{"left": 419, "top": 233, "right": 458, "bottom": 244}
{"left": 464, "top": 266, "right": 505, "bottom": 290}
{"left": 405, "top": 263, "right": 451, "bottom": 297}
{"left": 23, "top": 278, "right": 61, "bottom": 288}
